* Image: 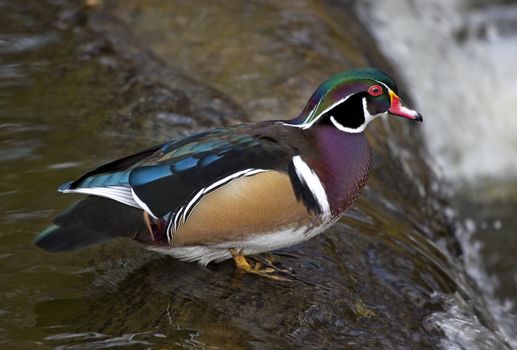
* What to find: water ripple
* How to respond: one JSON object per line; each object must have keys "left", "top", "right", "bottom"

{"left": 0, "top": 34, "right": 55, "bottom": 55}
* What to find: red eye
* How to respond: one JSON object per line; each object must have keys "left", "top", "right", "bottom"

{"left": 368, "top": 85, "right": 383, "bottom": 96}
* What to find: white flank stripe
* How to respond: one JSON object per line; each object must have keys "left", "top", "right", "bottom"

{"left": 291, "top": 155, "right": 330, "bottom": 218}
{"left": 170, "top": 168, "right": 268, "bottom": 233}
{"left": 60, "top": 186, "right": 140, "bottom": 208}
{"left": 166, "top": 214, "right": 175, "bottom": 242}
{"left": 244, "top": 168, "right": 268, "bottom": 176}
{"left": 182, "top": 189, "right": 204, "bottom": 222}
{"left": 201, "top": 168, "right": 268, "bottom": 200}
{"left": 204, "top": 168, "right": 263, "bottom": 193}
{"left": 174, "top": 206, "right": 183, "bottom": 231}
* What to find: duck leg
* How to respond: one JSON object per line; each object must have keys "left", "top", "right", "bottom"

{"left": 229, "top": 249, "right": 289, "bottom": 281}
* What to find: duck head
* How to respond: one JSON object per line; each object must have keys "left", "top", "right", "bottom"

{"left": 290, "top": 68, "right": 422, "bottom": 133}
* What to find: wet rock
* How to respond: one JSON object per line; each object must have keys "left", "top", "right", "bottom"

{"left": 29, "top": 1, "right": 247, "bottom": 143}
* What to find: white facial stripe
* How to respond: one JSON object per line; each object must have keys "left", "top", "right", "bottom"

{"left": 279, "top": 94, "right": 354, "bottom": 129}
{"left": 330, "top": 116, "right": 365, "bottom": 133}
{"left": 362, "top": 97, "right": 372, "bottom": 120}
{"left": 375, "top": 80, "right": 391, "bottom": 92}
{"left": 307, "top": 95, "right": 352, "bottom": 128}
{"left": 281, "top": 79, "right": 394, "bottom": 131}
{"left": 303, "top": 97, "right": 323, "bottom": 126}
{"left": 327, "top": 97, "right": 376, "bottom": 134}
{"left": 291, "top": 155, "right": 330, "bottom": 218}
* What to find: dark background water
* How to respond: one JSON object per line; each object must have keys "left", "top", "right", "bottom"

{"left": 0, "top": 1, "right": 515, "bottom": 349}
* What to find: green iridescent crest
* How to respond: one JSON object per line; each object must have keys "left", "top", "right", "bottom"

{"left": 293, "top": 68, "right": 398, "bottom": 127}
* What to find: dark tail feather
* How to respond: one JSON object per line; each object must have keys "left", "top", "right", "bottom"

{"left": 34, "top": 196, "right": 148, "bottom": 252}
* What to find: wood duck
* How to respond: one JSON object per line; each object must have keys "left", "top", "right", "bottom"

{"left": 35, "top": 68, "right": 422, "bottom": 279}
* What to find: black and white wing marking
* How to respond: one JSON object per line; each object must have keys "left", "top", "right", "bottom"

{"left": 59, "top": 126, "right": 300, "bottom": 220}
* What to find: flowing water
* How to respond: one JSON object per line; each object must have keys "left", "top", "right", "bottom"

{"left": 358, "top": 0, "right": 517, "bottom": 347}
{"left": 0, "top": 0, "right": 515, "bottom": 349}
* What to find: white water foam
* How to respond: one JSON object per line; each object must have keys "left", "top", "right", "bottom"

{"left": 357, "top": 1, "right": 517, "bottom": 348}
{"left": 358, "top": 0, "right": 517, "bottom": 184}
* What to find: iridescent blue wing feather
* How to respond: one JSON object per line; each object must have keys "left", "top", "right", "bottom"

{"left": 62, "top": 124, "right": 298, "bottom": 218}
